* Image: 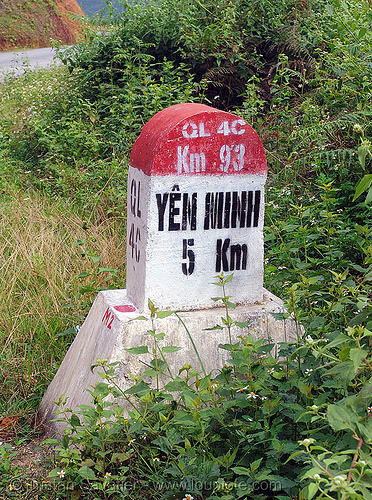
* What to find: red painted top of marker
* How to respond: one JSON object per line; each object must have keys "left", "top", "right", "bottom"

{"left": 130, "top": 103, "right": 267, "bottom": 176}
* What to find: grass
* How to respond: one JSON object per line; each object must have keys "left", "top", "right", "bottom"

{"left": 0, "top": 188, "right": 125, "bottom": 436}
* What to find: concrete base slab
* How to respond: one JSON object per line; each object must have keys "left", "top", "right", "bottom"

{"left": 38, "top": 288, "right": 299, "bottom": 436}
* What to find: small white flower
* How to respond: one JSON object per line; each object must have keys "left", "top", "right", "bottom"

{"left": 128, "top": 438, "right": 136, "bottom": 446}
{"left": 58, "top": 470, "right": 65, "bottom": 478}
{"left": 367, "top": 406, "right": 372, "bottom": 414}
{"left": 333, "top": 475, "right": 346, "bottom": 486}
{"left": 247, "top": 391, "right": 258, "bottom": 399}
{"left": 104, "top": 472, "right": 111, "bottom": 478}
{"left": 237, "top": 386, "right": 249, "bottom": 393}
{"left": 153, "top": 457, "right": 160, "bottom": 462}
{"left": 300, "top": 438, "right": 315, "bottom": 446}
{"left": 182, "top": 495, "right": 194, "bottom": 500}
{"left": 210, "top": 381, "right": 219, "bottom": 389}
{"left": 268, "top": 368, "right": 275, "bottom": 374}
{"left": 305, "top": 368, "right": 313, "bottom": 376}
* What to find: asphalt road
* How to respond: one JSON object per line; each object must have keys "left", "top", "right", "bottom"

{"left": 0, "top": 47, "right": 66, "bottom": 78}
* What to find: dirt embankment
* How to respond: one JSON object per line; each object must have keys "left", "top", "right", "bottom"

{"left": 0, "top": 0, "right": 85, "bottom": 51}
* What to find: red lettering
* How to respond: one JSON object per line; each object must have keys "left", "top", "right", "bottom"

{"left": 102, "top": 307, "right": 114, "bottom": 329}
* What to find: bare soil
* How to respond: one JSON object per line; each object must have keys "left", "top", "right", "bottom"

{"left": 0, "top": 0, "right": 85, "bottom": 51}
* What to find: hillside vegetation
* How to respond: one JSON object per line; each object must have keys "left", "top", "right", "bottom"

{"left": 0, "top": 0, "right": 85, "bottom": 50}
{"left": 0, "top": 0, "right": 372, "bottom": 499}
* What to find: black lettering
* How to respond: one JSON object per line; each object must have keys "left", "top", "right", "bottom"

{"left": 215, "top": 238, "right": 230, "bottom": 272}
{"left": 129, "top": 223, "right": 141, "bottom": 262}
{"left": 156, "top": 193, "right": 169, "bottom": 231}
{"left": 169, "top": 192, "right": 181, "bottom": 231}
{"left": 231, "top": 191, "right": 247, "bottom": 228}
{"left": 182, "top": 193, "right": 197, "bottom": 230}
{"left": 204, "top": 192, "right": 224, "bottom": 230}
{"left": 182, "top": 239, "right": 195, "bottom": 275}
{"left": 230, "top": 243, "right": 248, "bottom": 271}
{"left": 253, "top": 190, "right": 261, "bottom": 227}
{"left": 246, "top": 190, "right": 253, "bottom": 227}
{"left": 217, "top": 193, "right": 224, "bottom": 228}
{"left": 130, "top": 180, "right": 136, "bottom": 216}
{"left": 136, "top": 181, "right": 141, "bottom": 217}
{"left": 135, "top": 227, "right": 141, "bottom": 262}
{"left": 224, "top": 192, "right": 231, "bottom": 228}
{"left": 129, "top": 223, "right": 135, "bottom": 259}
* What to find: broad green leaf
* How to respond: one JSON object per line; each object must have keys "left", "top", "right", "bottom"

{"left": 349, "top": 348, "right": 368, "bottom": 372}
{"left": 93, "top": 382, "right": 110, "bottom": 397}
{"left": 327, "top": 404, "right": 358, "bottom": 431}
{"left": 365, "top": 185, "right": 372, "bottom": 204}
{"left": 232, "top": 466, "right": 251, "bottom": 475}
{"left": 308, "top": 482, "right": 319, "bottom": 500}
{"left": 353, "top": 174, "right": 372, "bottom": 201}
{"left": 157, "top": 310, "right": 173, "bottom": 318}
{"left": 356, "top": 422, "right": 372, "bottom": 444}
{"left": 165, "top": 378, "right": 187, "bottom": 391}
{"left": 250, "top": 457, "right": 263, "bottom": 472}
{"left": 326, "top": 360, "right": 355, "bottom": 385}
{"left": 153, "top": 332, "right": 165, "bottom": 340}
{"left": 125, "top": 345, "right": 149, "bottom": 354}
{"left": 349, "top": 309, "right": 372, "bottom": 326}
{"left": 161, "top": 346, "right": 182, "bottom": 353}
{"left": 78, "top": 465, "right": 97, "bottom": 480}
{"left": 70, "top": 414, "right": 80, "bottom": 427}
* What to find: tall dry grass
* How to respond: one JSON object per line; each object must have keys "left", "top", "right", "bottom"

{"left": 0, "top": 189, "right": 126, "bottom": 430}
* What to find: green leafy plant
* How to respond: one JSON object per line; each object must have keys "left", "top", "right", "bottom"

{"left": 43, "top": 274, "right": 371, "bottom": 499}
